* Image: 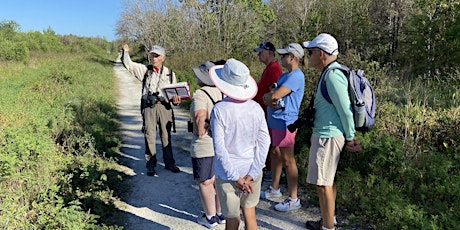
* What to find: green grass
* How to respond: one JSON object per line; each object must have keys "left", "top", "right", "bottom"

{"left": 0, "top": 53, "right": 123, "bottom": 229}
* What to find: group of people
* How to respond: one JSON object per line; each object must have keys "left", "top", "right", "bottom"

{"left": 120, "top": 33, "right": 362, "bottom": 230}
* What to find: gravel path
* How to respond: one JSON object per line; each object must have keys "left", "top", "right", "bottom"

{"left": 112, "top": 56, "right": 323, "bottom": 230}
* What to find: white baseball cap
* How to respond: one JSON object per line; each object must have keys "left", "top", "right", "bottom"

{"left": 149, "top": 45, "right": 166, "bottom": 56}
{"left": 276, "top": 43, "right": 304, "bottom": 58}
{"left": 303, "top": 33, "right": 339, "bottom": 55}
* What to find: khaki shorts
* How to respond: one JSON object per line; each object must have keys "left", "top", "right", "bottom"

{"left": 216, "top": 173, "right": 262, "bottom": 218}
{"left": 307, "top": 135, "right": 345, "bottom": 186}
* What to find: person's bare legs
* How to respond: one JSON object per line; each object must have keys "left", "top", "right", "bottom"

{"left": 316, "top": 183, "right": 336, "bottom": 229}
{"left": 225, "top": 216, "right": 241, "bottom": 230}
{"left": 199, "top": 177, "right": 217, "bottom": 217}
{"left": 280, "top": 146, "right": 298, "bottom": 199}
{"left": 214, "top": 181, "right": 222, "bottom": 214}
{"left": 270, "top": 146, "right": 282, "bottom": 190}
{"left": 242, "top": 206, "right": 258, "bottom": 230}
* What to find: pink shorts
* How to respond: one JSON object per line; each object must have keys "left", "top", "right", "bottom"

{"left": 269, "top": 128, "right": 297, "bottom": 147}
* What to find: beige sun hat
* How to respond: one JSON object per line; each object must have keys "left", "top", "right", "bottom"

{"left": 193, "top": 61, "right": 215, "bottom": 86}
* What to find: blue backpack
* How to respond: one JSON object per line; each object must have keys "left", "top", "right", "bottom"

{"left": 321, "top": 64, "right": 376, "bottom": 131}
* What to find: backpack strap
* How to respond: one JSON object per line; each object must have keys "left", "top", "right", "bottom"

{"left": 200, "top": 88, "right": 222, "bottom": 105}
{"left": 199, "top": 88, "right": 222, "bottom": 124}
{"left": 167, "top": 68, "right": 173, "bottom": 84}
{"left": 320, "top": 64, "right": 350, "bottom": 104}
{"left": 142, "top": 64, "right": 154, "bottom": 94}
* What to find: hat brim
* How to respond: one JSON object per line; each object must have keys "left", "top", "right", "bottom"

{"left": 276, "top": 48, "right": 289, "bottom": 55}
{"left": 192, "top": 66, "right": 214, "bottom": 86}
{"left": 254, "top": 47, "right": 265, "bottom": 52}
{"left": 302, "top": 41, "right": 312, "bottom": 48}
{"left": 209, "top": 65, "right": 258, "bottom": 101}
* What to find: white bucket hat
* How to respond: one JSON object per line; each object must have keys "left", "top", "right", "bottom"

{"left": 193, "top": 61, "right": 215, "bottom": 86}
{"left": 209, "top": 58, "right": 257, "bottom": 101}
{"left": 303, "top": 33, "right": 339, "bottom": 55}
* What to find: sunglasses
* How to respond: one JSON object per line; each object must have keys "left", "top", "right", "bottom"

{"left": 151, "top": 53, "right": 161, "bottom": 58}
{"left": 308, "top": 49, "right": 322, "bottom": 56}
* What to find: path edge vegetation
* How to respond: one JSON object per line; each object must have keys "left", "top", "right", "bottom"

{"left": 1, "top": 0, "right": 460, "bottom": 226}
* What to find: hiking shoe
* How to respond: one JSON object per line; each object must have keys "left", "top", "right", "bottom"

{"left": 306, "top": 217, "right": 338, "bottom": 230}
{"left": 305, "top": 219, "right": 322, "bottom": 230}
{"left": 262, "top": 169, "right": 272, "bottom": 182}
{"left": 260, "top": 186, "right": 282, "bottom": 199}
{"left": 216, "top": 213, "right": 226, "bottom": 224}
{"left": 165, "top": 165, "right": 180, "bottom": 173}
{"left": 147, "top": 168, "right": 158, "bottom": 177}
{"left": 274, "top": 197, "right": 301, "bottom": 211}
{"left": 197, "top": 212, "right": 218, "bottom": 228}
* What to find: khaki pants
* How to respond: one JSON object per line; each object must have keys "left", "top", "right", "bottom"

{"left": 142, "top": 102, "right": 175, "bottom": 168}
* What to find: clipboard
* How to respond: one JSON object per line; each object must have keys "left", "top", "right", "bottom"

{"left": 161, "top": 82, "right": 191, "bottom": 102}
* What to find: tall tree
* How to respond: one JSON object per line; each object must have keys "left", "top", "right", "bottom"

{"left": 117, "top": 0, "right": 275, "bottom": 64}
{"left": 399, "top": 0, "right": 460, "bottom": 79}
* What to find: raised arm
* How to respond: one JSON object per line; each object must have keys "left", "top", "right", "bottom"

{"left": 120, "top": 44, "right": 148, "bottom": 82}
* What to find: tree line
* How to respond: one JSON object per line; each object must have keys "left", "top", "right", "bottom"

{"left": 116, "top": 1, "right": 460, "bottom": 229}
{"left": 116, "top": 0, "right": 460, "bottom": 81}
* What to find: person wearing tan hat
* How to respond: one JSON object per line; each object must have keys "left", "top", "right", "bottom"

{"left": 209, "top": 58, "right": 270, "bottom": 230}
{"left": 253, "top": 41, "right": 283, "bottom": 183}
{"left": 190, "top": 61, "right": 225, "bottom": 228}
{"left": 261, "top": 43, "right": 305, "bottom": 212}
{"left": 121, "top": 44, "right": 181, "bottom": 176}
{"left": 303, "top": 33, "right": 361, "bottom": 230}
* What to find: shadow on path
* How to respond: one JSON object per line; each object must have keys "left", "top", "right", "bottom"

{"left": 112, "top": 57, "right": 322, "bottom": 230}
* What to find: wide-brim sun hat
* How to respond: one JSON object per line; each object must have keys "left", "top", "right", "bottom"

{"left": 302, "top": 33, "right": 339, "bottom": 55}
{"left": 209, "top": 58, "right": 257, "bottom": 101}
{"left": 193, "top": 61, "right": 215, "bottom": 86}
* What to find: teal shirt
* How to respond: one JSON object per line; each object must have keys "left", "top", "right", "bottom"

{"left": 312, "top": 62, "right": 355, "bottom": 141}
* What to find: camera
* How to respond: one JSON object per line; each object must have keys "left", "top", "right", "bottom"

{"left": 146, "top": 92, "right": 166, "bottom": 105}
{"left": 287, "top": 106, "right": 315, "bottom": 133}
{"left": 146, "top": 92, "right": 159, "bottom": 104}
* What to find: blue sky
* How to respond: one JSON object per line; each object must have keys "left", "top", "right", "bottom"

{"left": 0, "top": 0, "right": 123, "bottom": 41}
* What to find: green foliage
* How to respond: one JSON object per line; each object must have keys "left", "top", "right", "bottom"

{"left": 0, "top": 39, "right": 29, "bottom": 62}
{"left": 0, "top": 29, "right": 122, "bottom": 228}
{"left": 399, "top": 0, "right": 460, "bottom": 78}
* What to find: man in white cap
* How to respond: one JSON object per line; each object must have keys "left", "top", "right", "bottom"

{"left": 209, "top": 58, "right": 270, "bottom": 230}
{"left": 121, "top": 44, "right": 181, "bottom": 176}
{"left": 302, "top": 33, "right": 361, "bottom": 230}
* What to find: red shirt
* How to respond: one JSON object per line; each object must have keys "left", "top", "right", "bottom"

{"left": 253, "top": 60, "right": 282, "bottom": 111}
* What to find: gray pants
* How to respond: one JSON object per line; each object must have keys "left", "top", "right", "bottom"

{"left": 142, "top": 102, "right": 176, "bottom": 169}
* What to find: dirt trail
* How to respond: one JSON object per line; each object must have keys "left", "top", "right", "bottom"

{"left": 112, "top": 56, "right": 321, "bottom": 230}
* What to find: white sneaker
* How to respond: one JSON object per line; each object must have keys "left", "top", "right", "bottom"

{"left": 260, "top": 186, "right": 282, "bottom": 199}
{"left": 197, "top": 212, "right": 218, "bottom": 228}
{"left": 274, "top": 197, "right": 301, "bottom": 211}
